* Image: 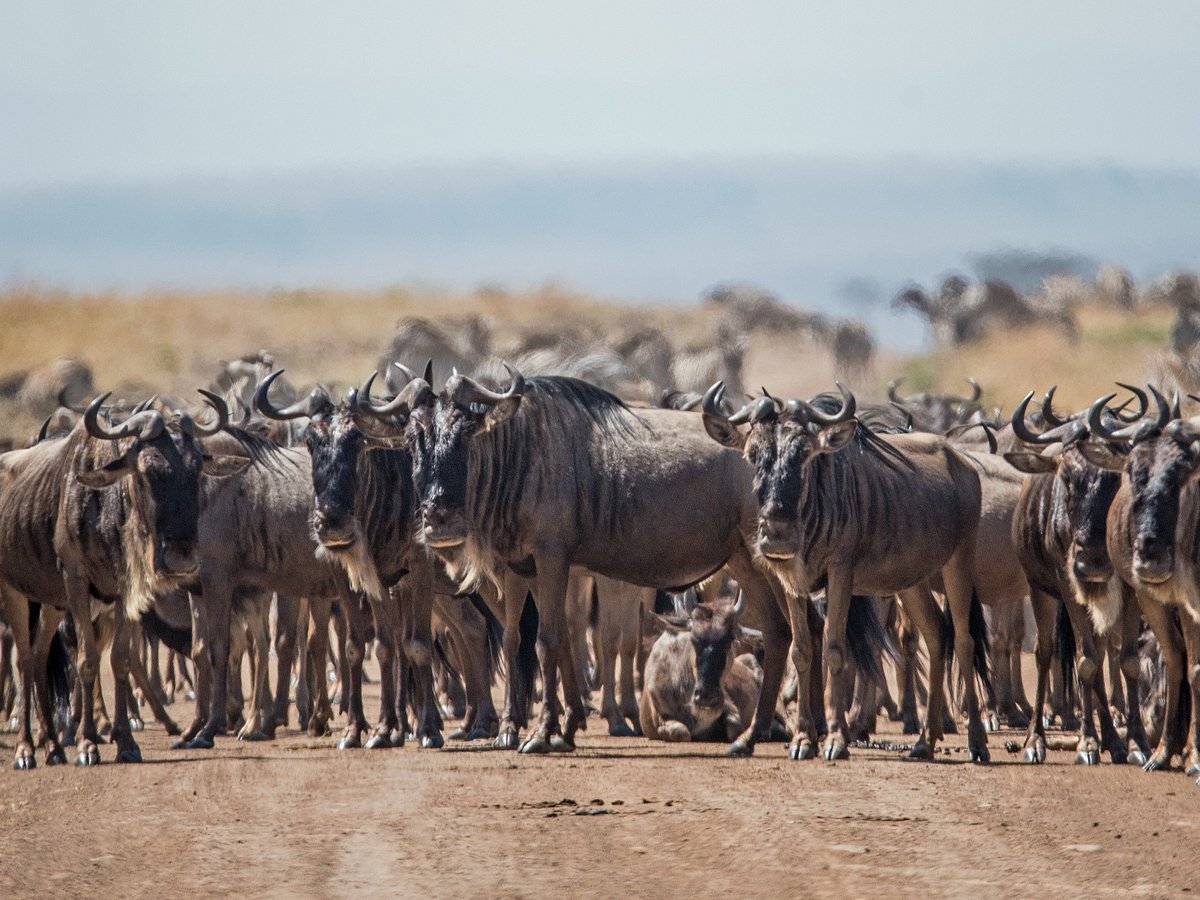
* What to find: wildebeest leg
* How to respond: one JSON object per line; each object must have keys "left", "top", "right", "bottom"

{"left": 305, "top": 597, "right": 333, "bottom": 737}
{"left": 331, "top": 608, "right": 349, "bottom": 714}
{"left": 126, "top": 640, "right": 181, "bottom": 735}
{"left": 521, "top": 555, "right": 575, "bottom": 754}
{"left": 1117, "top": 592, "right": 1150, "bottom": 765}
{"left": 173, "top": 593, "right": 209, "bottom": 747}
{"left": 5, "top": 592, "right": 41, "bottom": 769}
{"left": 30, "top": 604, "right": 68, "bottom": 765}
{"left": 893, "top": 603, "right": 922, "bottom": 734}
{"left": 401, "top": 562, "right": 444, "bottom": 750}
{"left": 785, "top": 591, "right": 818, "bottom": 760}
{"left": 336, "top": 596, "right": 371, "bottom": 750}
{"left": 361, "top": 586, "right": 399, "bottom": 750}
{"left": 945, "top": 540, "right": 988, "bottom": 764}
{"left": 725, "top": 561, "right": 789, "bottom": 758}
{"left": 1021, "top": 588, "right": 1057, "bottom": 763}
{"left": 617, "top": 590, "right": 646, "bottom": 736}
{"left": 987, "top": 601, "right": 1017, "bottom": 729}
{"left": 265, "top": 594, "right": 299, "bottom": 737}
{"left": 1179, "top": 615, "right": 1200, "bottom": 778}
{"left": 495, "top": 573, "right": 530, "bottom": 749}
{"left": 439, "top": 598, "right": 499, "bottom": 740}
{"left": 1060, "top": 597, "right": 1123, "bottom": 765}
{"left": 819, "top": 567, "right": 856, "bottom": 760}
{"left": 1008, "top": 599, "right": 1033, "bottom": 723}
{"left": 1105, "top": 632, "right": 1127, "bottom": 726}
{"left": 237, "top": 598, "right": 273, "bottom": 741}
{"left": 188, "top": 577, "right": 233, "bottom": 749}
{"left": 294, "top": 597, "right": 312, "bottom": 728}
{"left": 1139, "top": 596, "right": 1187, "bottom": 771}
{"left": 62, "top": 574, "right": 102, "bottom": 765}
{"left": 107, "top": 611, "right": 142, "bottom": 763}
{"left": 897, "top": 585, "right": 948, "bottom": 760}
{"left": 565, "top": 573, "right": 595, "bottom": 702}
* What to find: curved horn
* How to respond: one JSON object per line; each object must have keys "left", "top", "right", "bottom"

{"left": 447, "top": 364, "right": 525, "bottom": 408}
{"left": 1012, "top": 391, "right": 1060, "bottom": 445}
{"left": 1114, "top": 382, "right": 1148, "bottom": 423}
{"left": 83, "top": 393, "right": 161, "bottom": 441}
{"left": 423, "top": 359, "right": 434, "bottom": 385}
{"left": 806, "top": 382, "right": 856, "bottom": 426}
{"left": 356, "top": 369, "right": 434, "bottom": 420}
{"left": 887, "top": 379, "right": 902, "bottom": 403}
{"left": 393, "top": 362, "right": 419, "bottom": 383}
{"left": 35, "top": 416, "right": 52, "bottom": 443}
{"left": 1040, "top": 385, "right": 1068, "bottom": 427}
{"left": 253, "top": 370, "right": 310, "bottom": 421}
{"left": 187, "top": 389, "right": 231, "bottom": 437}
{"left": 965, "top": 377, "right": 981, "bottom": 403}
{"left": 1086, "top": 392, "right": 1125, "bottom": 441}
{"left": 731, "top": 591, "right": 746, "bottom": 617}
{"left": 56, "top": 387, "right": 88, "bottom": 414}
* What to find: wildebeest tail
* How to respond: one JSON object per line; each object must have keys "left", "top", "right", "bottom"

{"left": 968, "top": 588, "right": 992, "bottom": 699}
{"left": 845, "top": 595, "right": 895, "bottom": 688}
{"left": 467, "top": 593, "right": 503, "bottom": 686}
{"left": 140, "top": 607, "right": 193, "bottom": 655}
{"left": 513, "top": 592, "right": 540, "bottom": 720}
{"left": 48, "top": 623, "right": 72, "bottom": 740}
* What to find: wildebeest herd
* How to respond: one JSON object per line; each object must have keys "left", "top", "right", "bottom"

{"left": 1, "top": 337, "right": 1198, "bottom": 794}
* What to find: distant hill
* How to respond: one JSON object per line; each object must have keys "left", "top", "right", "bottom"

{"left": 2, "top": 158, "right": 1197, "bottom": 348}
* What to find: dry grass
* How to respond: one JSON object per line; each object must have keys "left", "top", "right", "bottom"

{"left": 0, "top": 284, "right": 1174, "bottom": 441}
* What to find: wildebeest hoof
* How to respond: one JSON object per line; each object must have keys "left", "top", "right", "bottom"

{"left": 1186, "top": 761, "right": 1200, "bottom": 778}
{"left": 983, "top": 713, "right": 1000, "bottom": 733}
{"left": 520, "top": 734, "right": 552, "bottom": 754}
{"left": 129, "top": 716, "right": 145, "bottom": 732}
{"left": 723, "top": 740, "right": 754, "bottom": 757}
{"left": 549, "top": 735, "right": 575, "bottom": 752}
{"left": 75, "top": 746, "right": 101, "bottom": 766}
{"left": 186, "top": 734, "right": 215, "bottom": 750}
{"left": 901, "top": 716, "right": 921, "bottom": 735}
{"left": 420, "top": 734, "right": 444, "bottom": 750}
{"left": 238, "top": 730, "right": 270, "bottom": 742}
{"left": 46, "top": 746, "right": 68, "bottom": 766}
{"left": 608, "top": 721, "right": 635, "bottom": 738}
{"left": 1127, "top": 749, "right": 1147, "bottom": 767}
{"left": 465, "top": 725, "right": 495, "bottom": 741}
{"left": 823, "top": 738, "right": 849, "bottom": 761}
{"left": 336, "top": 734, "right": 361, "bottom": 750}
{"left": 1109, "top": 745, "right": 1129, "bottom": 766}
{"left": 116, "top": 746, "right": 142, "bottom": 764}
{"left": 1143, "top": 752, "right": 1169, "bottom": 772}
{"left": 1023, "top": 745, "right": 1046, "bottom": 764}
{"left": 1074, "top": 749, "right": 1100, "bottom": 766}
{"left": 447, "top": 726, "right": 468, "bottom": 740}
{"left": 364, "top": 733, "right": 390, "bottom": 750}
{"left": 164, "top": 721, "right": 183, "bottom": 737}
{"left": 908, "top": 741, "right": 934, "bottom": 761}
{"left": 185, "top": 690, "right": 196, "bottom": 702}
{"left": 13, "top": 747, "right": 36, "bottom": 770}
{"left": 789, "top": 739, "right": 816, "bottom": 761}
{"left": 494, "top": 732, "right": 520, "bottom": 751}
{"left": 969, "top": 745, "right": 990, "bottom": 765}
{"left": 6, "top": 715, "right": 18, "bottom": 733}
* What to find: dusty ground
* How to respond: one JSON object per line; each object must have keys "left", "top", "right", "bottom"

{"left": 2, "top": 659, "right": 1198, "bottom": 900}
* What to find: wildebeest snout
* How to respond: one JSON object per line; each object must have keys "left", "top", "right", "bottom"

{"left": 159, "top": 540, "right": 200, "bottom": 576}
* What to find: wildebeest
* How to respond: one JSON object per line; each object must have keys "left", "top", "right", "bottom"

{"left": 355, "top": 365, "right": 807, "bottom": 758}
{"left": 639, "top": 594, "right": 764, "bottom": 742}
{"left": 1004, "top": 387, "right": 1151, "bottom": 765}
{"left": 0, "top": 392, "right": 249, "bottom": 768}
{"left": 702, "top": 383, "right": 991, "bottom": 762}
{"left": 1082, "top": 388, "right": 1200, "bottom": 777}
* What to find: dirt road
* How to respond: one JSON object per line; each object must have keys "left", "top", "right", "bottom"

{"left": 2, "top": 673, "right": 1198, "bottom": 899}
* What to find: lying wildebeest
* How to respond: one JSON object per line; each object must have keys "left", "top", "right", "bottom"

{"left": 355, "top": 365, "right": 812, "bottom": 758}
{"left": 1082, "top": 388, "right": 1200, "bottom": 778}
{"left": 0, "top": 392, "right": 249, "bottom": 768}
{"left": 702, "top": 383, "right": 991, "bottom": 762}
{"left": 640, "top": 594, "right": 764, "bottom": 742}
{"left": 1004, "top": 387, "right": 1151, "bottom": 765}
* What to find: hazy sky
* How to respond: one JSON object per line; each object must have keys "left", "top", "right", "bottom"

{"left": 3, "top": 2, "right": 1199, "bottom": 189}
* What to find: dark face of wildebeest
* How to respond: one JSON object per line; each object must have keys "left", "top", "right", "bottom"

{"left": 1005, "top": 386, "right": 1152, "bottom": 584}
{"left": 704, "top": 384, "right": 858, "bottom": 561}
{"left": 1080, "top": 389, "right": 1200, "bottom": 586}
{"left": 404, "top": 369, "right": 524, "bottom": 550}
{"left": 76, "top": 391, "right": 248, "bottom": 577}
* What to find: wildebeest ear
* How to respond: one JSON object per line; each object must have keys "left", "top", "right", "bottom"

{"left": 702, "top": 414, "right": 746, "bottom": 450}
{"left": 76, "top": 452, "right": 135, "bottom": 488}
{"left": 476, "top": 397, "right": 522, "bottom": 435}
{"left": 814, "top": 419, "right": 857, "bottom": 454}
{"left": 1002, "top": 450, "right": 1060, "bottom": 475}
{"left": 1074, "top": 442, "right": 1126, "bottom": 472}
{"left": 201, "top": 453, "right": 251, "bottom": 478}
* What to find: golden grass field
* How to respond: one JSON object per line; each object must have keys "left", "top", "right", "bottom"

{"left": 0, "top": 283, "right": 1175, "bottom": 442}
